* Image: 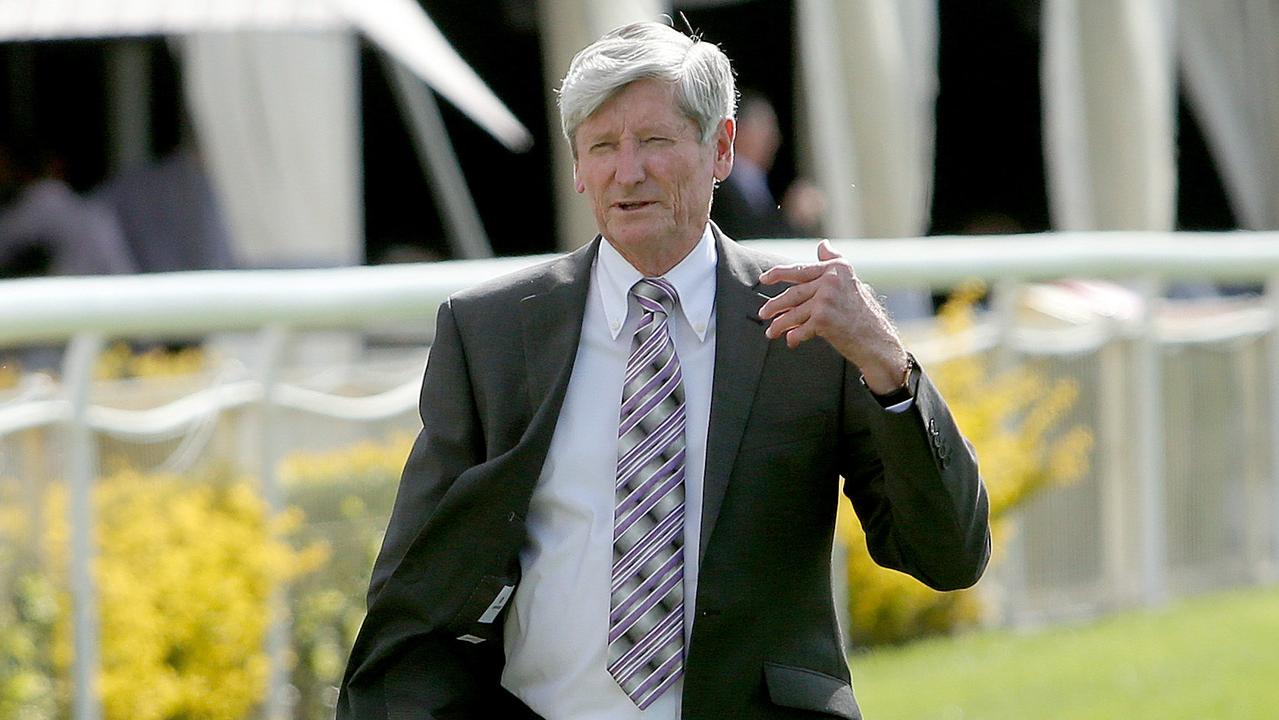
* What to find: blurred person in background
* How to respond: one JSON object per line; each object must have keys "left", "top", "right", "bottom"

{"left": 93, "top": 107, "right": 236, "bottom": 275}
{"left": 710, "top": 90, "right": 824, "bottom": 239}
{"left": 0, "top": 142, "right": 136, "bottom": 279}
{"left": 0, "top": 143, "right": 137, "bottom": 370}
{"left": 93, "top": 143, "right": 236, "bottom": 274}
{"left": 340, "top": 21, "right": 988, "bottom": 720}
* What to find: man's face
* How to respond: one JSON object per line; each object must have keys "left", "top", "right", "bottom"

{"left": 573, "top": 79, "right": 733, "bottom": 266}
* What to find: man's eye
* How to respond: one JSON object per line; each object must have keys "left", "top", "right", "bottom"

{"left": 643, "top": 136, "right": 672, "bottom": 145}
{"left": 590, "top": 142, "right": 616, "bottom": 153}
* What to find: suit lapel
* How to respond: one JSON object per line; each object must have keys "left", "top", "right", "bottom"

{"left": 700, "top": 229, "right": 775, "bottom": 560}
{"left": 519, "top": 239, "right": 599, "bottom": 427}
{"left": 515, "top": 230, "right": 771, "bottom": 561}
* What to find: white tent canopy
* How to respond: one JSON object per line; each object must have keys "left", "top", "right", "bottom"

{"left": 1, "top": 0, "right": 525, "bottom": 268}
{"left": 0, "top": 0, "right": 531, "bottom": 150}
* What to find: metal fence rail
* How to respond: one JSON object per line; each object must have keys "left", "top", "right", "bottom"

{"left": 2, "top": 230, "right": 1278, "bottom": 720}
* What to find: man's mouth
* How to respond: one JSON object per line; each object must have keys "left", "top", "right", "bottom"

{"left": 615, "top": 201, "right": 656, "bottom": 211}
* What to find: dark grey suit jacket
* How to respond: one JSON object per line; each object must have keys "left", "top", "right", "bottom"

{"left": 338, "top": 229, "right": 990, "bottom": 719}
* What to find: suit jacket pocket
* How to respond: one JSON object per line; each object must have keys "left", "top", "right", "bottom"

{"left": 445, "top": 575, "right": 516, "bottom": 645}
{"left": 763, "top": 662, "right": 861, "bottom": 719}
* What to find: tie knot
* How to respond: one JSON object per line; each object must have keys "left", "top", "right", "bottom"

{"left": 631, "top": 278, "right": 679, "bottom": 316}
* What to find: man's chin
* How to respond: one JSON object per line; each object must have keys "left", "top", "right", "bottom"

{"left": 604, "top": 220, "right": 667, "bottom": 247}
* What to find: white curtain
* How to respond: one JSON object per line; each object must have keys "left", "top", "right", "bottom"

{"left": 181, "top": 31, "right": 363, "bottom": 268}
{"left": 796, "top": 0, "right": 938, "bottom": 319}
{"left": 540, "top": 0, "right": 672, "bottom": 251}
{"left": 1042, "top": 0, "right": 1177, "bottom": 231}
{"left": 796, "top": 0, "right": 938, "bottom": 239}
{"left": 1178, "top": 0, "right": 1279, "bottom": 230}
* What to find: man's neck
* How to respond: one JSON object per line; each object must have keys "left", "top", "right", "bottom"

{"left": 605, "top": 228, "right": 705, "bottom": 277}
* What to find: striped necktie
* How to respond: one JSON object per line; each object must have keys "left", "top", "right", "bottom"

{"left": 608, "top": 277, "right": 687, "bottom": 709}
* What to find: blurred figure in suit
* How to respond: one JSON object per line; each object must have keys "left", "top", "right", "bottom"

{"left": 0, "top": 143, "right": 135, "bottom": 280}
{"left": 711, "top": 90, "right": 824, "bottom": 239}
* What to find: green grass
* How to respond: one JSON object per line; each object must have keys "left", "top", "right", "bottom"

{"left": 850, "top": 585, "right": 1279, "bottom": 720}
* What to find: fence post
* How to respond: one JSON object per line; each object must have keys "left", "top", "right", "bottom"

{"left": 1269, "top": 275, "right": 1279, "bottom": 580}
{"left": 1134, "top": 275, "right": 1167, "bottom": 605}
{"left": 990, "top": 279, "right": 1028, "bottom": 624}
{"left": 1098, "top": 338, "right": 1135, "bottom": 607}
{"left": 254, "top": 326, "right": 292, "bottom": 720}
{"left": 65, "top": 333, "right": 104, "bottom": 720}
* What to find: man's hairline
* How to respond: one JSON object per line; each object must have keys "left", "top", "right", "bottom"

{"left": 564, "top": 77, "right": 733, "bottom": 161}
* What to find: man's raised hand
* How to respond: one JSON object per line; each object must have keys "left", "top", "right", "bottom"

{"left": 758, "top": 240, "right": 910, "bottom": 394}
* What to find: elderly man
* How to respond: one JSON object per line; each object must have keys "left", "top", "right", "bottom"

{"left": 339, "top": 21, "right": 988, "bottom": 720}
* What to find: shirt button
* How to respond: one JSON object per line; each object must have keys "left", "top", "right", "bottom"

{"left": 693, "top": 323, "right": 705, "bottom": 334}
{"left": 610, "top": 321, "right": 621, "bottom": 332}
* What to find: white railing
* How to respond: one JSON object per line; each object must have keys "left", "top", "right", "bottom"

{"left": 3, "top": 230, "right": 1279, "bottom": 720}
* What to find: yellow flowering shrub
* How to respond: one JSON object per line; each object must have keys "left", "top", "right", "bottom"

{"left": 0, "top": 480, "right": 57, "bottom": 720}
{"left": 838, "top": 284, "right": 1094, "bottom": 646}
{"left": 94, "top": 342, "right": 207, "bottom": 381}
{"left": 0, "top": 342, "right": 206, "bottom": 387}
{"left": 31, "top": 469, "right": 326, "bottom": 720}
{"left": 2, "top": 333, "right": 412, "bottom": 719}
{"left": 1, "top": 341, "right": 409, "bottom": 717}
{"left": 279, "top": 435, "right": 414, "bottom": 490}
{"left": 0, "top": 361, "right": 18, "bottom": 391}
{"left": 280, "top": 433, "right": 413, "bottom": 719}
{"left": 0, "top": 543, "right": 57, "bottom": 719}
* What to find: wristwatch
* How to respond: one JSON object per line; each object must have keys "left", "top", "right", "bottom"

{"left": 861, "top": 354, "right": 918, "bottom": 410}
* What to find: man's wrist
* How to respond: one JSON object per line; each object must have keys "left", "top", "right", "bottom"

{"left": 860, "top": 354, "right": 918, "bottom": 410}
{"left": 860, "top": 351, "right": 913, "bottom": 395}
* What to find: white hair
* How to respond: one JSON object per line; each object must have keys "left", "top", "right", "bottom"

{"left": 557, "top": 21, "right": 737, "bottom": 158}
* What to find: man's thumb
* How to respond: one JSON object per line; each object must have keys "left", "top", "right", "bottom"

{"left": 817, "top": 239, "right": 841, "bottom": 261}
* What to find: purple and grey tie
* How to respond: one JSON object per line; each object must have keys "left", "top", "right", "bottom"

{"left": 608, "top": 277, "right": 687, "bottom": 709}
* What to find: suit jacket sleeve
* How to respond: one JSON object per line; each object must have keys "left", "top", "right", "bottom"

{"left": 840, "top": 361, "right": 991, "bottom": 591}
{"left": 338, "top": 299, "right": 518, "bottom": 720}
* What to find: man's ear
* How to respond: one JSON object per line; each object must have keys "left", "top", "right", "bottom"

{"left": 713, "top": 117, "right": 735, "bottom": 182}
{"left": 573, "top": 164, "right": 585, "bottom": 194}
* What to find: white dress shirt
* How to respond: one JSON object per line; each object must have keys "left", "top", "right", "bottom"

{"left": 501, "top": 225, "right": 718, "bottom": 719}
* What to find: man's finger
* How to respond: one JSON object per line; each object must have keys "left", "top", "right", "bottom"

{"left": 764, "top": 304, "right": 812, "bottom": 341}
{"left": 816, "top": 239, "right": 842, "bottom": 262}
{"left": 760, "top": 262, "right": 827, "bottom": 286}
{"left": 785, "top": 319, "right": 820, "bottom": 348}
{"left": 758, "top": 282, "right": 819, "bottom": 321}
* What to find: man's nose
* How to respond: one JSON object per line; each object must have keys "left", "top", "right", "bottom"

{"left": 615, "top": 142, "right": 646, "bottom": 185}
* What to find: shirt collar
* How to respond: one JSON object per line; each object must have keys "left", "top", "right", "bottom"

{"left": 597, "top": 223, "right": 717, "bottom": 342}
